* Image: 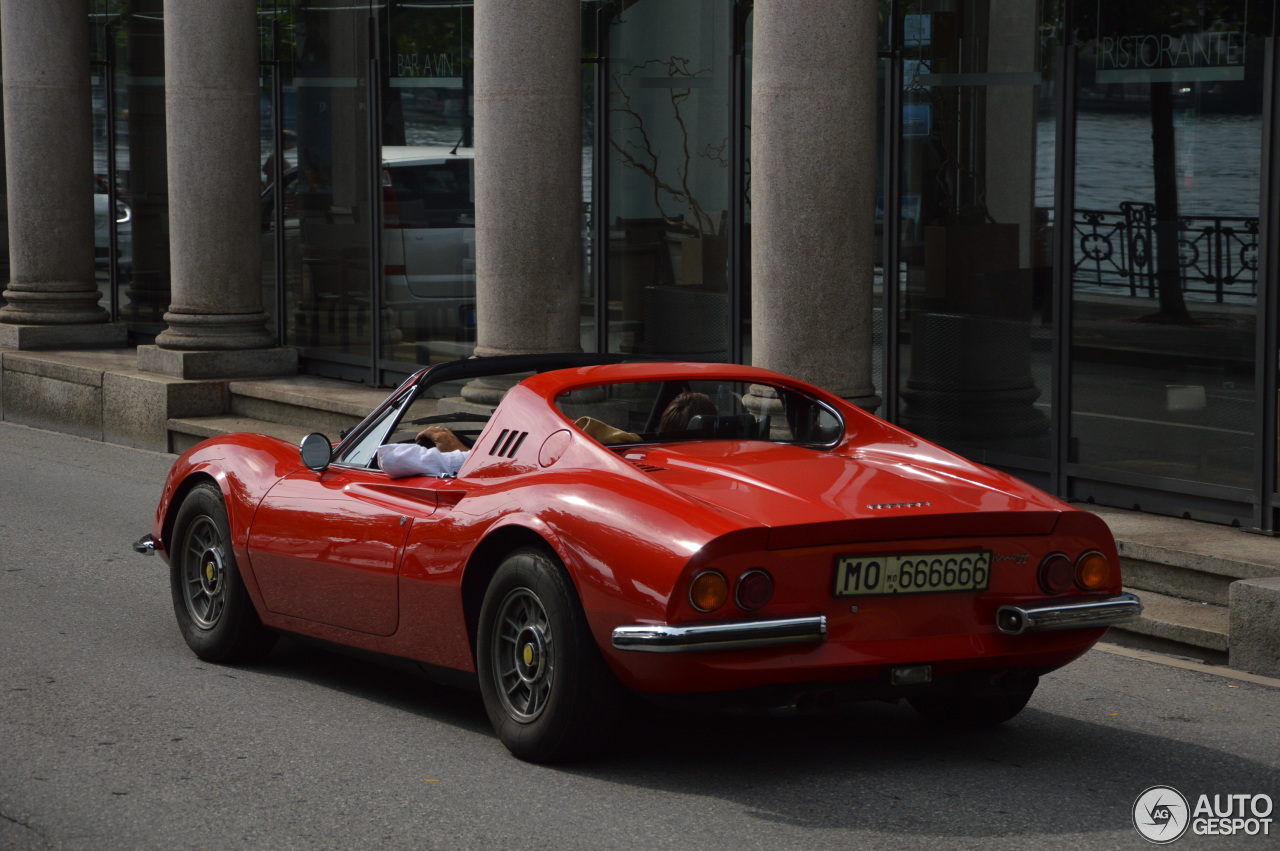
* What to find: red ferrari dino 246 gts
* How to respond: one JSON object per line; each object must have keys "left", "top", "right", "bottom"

{"left": 136, "top": 354, "right": 1140, "bottom": 762}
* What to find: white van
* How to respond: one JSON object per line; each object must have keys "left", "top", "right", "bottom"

{"left": 262, "top": 145, "right": 476, "bottom": 346}
{"left": 380, "top": 145, "right": 476, "bottom": 338}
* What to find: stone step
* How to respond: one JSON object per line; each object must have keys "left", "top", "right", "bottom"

{"left": 167, "top": 415, "right": 313, "bottom": 455}
{"left": 1094, "top": 504, "right": 1280, "bottom": 593}
{"left": 1110, "top": 586, "right": 1230, "bottom": 660}
{"left": 1114, "top": 536, "right": 1280, "bottom": 607}
{"left": 1090, "top": 506, "right": 1279, "bottom": 669}
{"left": 227, "top": 375, "right": 387, "bottom": 436}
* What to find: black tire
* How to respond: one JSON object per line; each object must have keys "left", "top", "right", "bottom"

{"left": 908, "top": 676, "right": 1037, "bottom": 727}
{"left": 169, "top": 482, "right": 277, "bottom": 663}
{"left": 476, "top": 546, "right": 623, "bottom": 762}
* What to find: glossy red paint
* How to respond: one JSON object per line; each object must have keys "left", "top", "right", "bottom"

{"left": 149, "top": 359, "right": 1127, "bottom": 703}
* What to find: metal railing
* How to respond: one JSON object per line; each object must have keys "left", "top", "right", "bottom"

{"left": 1068, "top": 203, "right": 1259, "bottom": 303}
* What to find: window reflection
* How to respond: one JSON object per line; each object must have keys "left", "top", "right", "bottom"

{"left": 1068, "top": 0, "right": 1263, "bottom": 492}
{"left": 896, "top": 0, "right": 1055, "bottom": 465}
{"left": 380, "top": 1, "right": 476, "bottom": 365}
{"left": 92, "top": 0, "right": 171, "bottom": 332}
{"left": 605, "top": 0, "right": 733, "bottom": 361}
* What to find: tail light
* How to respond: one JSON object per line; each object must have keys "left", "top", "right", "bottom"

{"left": 1038, "top": 553, "right": 1074, "bottom": 594}
{"left": 382, "top": 168, "right": 402, "bottom": 228}
{"left": 735, "top": 569, "right": 774, "bottom": 611}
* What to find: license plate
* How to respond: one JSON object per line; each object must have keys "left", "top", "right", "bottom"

{"left": 834, "top": 550, "right": 992, "bottom": 597}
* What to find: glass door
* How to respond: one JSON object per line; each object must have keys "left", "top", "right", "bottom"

{"left": 893, "top": 0, "right": 1060, "bottom": 487}
{"left": 261, "top": 0, "right": 478, "bottom": 384}
{"left": 91, "top": 0, "right": 171, "bottom": 337}
{"left": 290, "top": 1, "right": 375, "bottom": 376}
{"left": 378, "top": 1, "right": 476, "bottom": 372}
{"left": 1067, "top": 1, "right": 1269, "bottom": 524}
{"left": 602, "top": 0, "right": 736, "bottom": 361}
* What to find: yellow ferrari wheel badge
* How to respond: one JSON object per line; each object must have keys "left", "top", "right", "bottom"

{"left": 523, "top": 644, "right": 535, "bottom": 666}
{"left": 206, "top": 562, "right": 215, "bottom": 582}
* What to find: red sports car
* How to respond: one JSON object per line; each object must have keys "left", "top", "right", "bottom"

{"left": 135, "top": 354, "right": 1140, "bottom": 762}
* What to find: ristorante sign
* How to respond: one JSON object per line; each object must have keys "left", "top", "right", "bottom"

{"left": 1095, "top": 2, "right": 1249, "bottom": 83}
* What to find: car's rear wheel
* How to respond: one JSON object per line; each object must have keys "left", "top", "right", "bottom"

{"left": 170, "top": 482, "right": 276, "bottom": 663}
{"left": 476, "top": 546, "right": 622, "bottom": 762}
{"left": 908, "top": 675, "right": 1037, "bottom": 726}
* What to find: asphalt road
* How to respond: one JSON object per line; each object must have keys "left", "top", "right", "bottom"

{"left": 1, "top": 421, "right": 1277, "bottom": 850}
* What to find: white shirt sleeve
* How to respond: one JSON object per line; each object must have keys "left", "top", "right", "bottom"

{"left": 376, "top": 444, "right": 468, "bottom": 478}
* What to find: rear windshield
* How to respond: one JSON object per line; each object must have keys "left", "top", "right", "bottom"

{"left": 387, "top": 160, "right": 474, "bottom": 228}
{"left": 555, "top": 380, "right": 843, "bottom": 447}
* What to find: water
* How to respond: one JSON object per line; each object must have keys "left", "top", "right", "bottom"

{"left": 1038, "top": 111, "right": 1264, "bottom": 218}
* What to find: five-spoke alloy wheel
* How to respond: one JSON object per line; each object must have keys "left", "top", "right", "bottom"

{"left": 490, "top": 586, "right": 556, "bottom": 723}
{"left": 179, "top": 513, "right": 229, "bottom": 630}
{"left": 476, "top": 547, "right": 622, "bottom": 762}
{"left": 170, "top": 482, "right": 276, "bottom": 663}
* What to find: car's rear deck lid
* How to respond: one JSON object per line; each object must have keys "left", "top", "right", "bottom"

{"left": 766, "top": 510, "right": 1061, "bottom": 550}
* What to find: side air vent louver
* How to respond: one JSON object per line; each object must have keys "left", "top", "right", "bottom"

{"left": 629, "top": 460, "right": 666, "bottom": 473}
{"left": 490, "top": 428, "right": 529, "bottom": 459}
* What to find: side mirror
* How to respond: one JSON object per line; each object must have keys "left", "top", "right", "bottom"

{"left": 300, "top": 432, "right": 333, "bottom": 471}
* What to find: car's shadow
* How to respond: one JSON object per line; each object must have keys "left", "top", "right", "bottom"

{"left": 248, "top": 635, "right": 492, "bottom": 736}
{"left": 241, "top": 637, "right": 1272, "bottom": 843}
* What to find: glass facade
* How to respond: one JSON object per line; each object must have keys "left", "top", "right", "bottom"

{"left": 9, "top": 0, "right": 1280, "bottom": 526}
{"left": 91, "top": 0, "right": 171, "bottom": 333}
{"left": 878, "top": 0, "right": 1277, "bottom": 526}
{"left": 1066, "top": 0, "right": 1269, "bottom": 522}
{"left": 599, "top": 0, "right": 737, "bottom": 361}
{"left": 892, "top": 0, "right": 1057, "bottom": 482}
{"left": 257, "top": 1, "right": 476, "bottom": 381}
{"left": 379, "top": 2, "right": 476, "bottom": 367}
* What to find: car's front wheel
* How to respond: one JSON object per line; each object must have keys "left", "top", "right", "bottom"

{"left": 476, "top": 546, "right": 622, "bottom": 762}
{"left": 169, "top": 482, "right": 276, "bottom": 663}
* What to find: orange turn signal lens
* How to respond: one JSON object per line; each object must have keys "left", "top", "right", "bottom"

{"left": 1075, "top": 551, "right": 1111, "bottom": 590}
{"left": 689, "top": 570, "right": 729, "bottom": 612}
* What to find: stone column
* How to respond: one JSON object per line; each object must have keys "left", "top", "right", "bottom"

{"left": 140, "top": 0, "right": 294, "bottom": 379}
{"left": 750, "top": 0, "right": 879, "bottom": 411}
{"left": 0, "top": 0, "right": 124, "bottom": 349}
{"left": 471, "top": 0, "right": 581, "bottom": 367}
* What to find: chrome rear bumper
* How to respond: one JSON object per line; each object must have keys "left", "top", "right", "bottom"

{"left": 613, "top": 615, "right": 827, "bottom": 653}
{"left": 612, "top": 593, "right": 1140, "bottom": 653}
{"left": 996, "top": 592, "right": 1142, "bottom": 635}
{"left": 133, "top": 533, "right": 157, "bottom": 555}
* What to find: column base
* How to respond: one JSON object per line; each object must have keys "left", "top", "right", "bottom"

{"left": 0, "top": 322, "right": 128, "bottom": 350}
{"left": 843, "top": 393, "right": 883, "bottom": 415}
{"left": 0, "top": 286, "right": 112, "bottom": 327}
{"left": 155, "top": 309, "right": 277, "bottom": 351}
{"left": 137, "top": 344, "right": 298, "bottom": 380}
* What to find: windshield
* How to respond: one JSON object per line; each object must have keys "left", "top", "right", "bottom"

{"left": 555, "top": 380, "right": 843, "bottom": 447}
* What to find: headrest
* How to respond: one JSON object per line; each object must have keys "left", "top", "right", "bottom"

{"left": 574, "top": 416, "right": 642, "bottom": 445}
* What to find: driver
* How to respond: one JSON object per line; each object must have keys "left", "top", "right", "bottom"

{"left": 376, "top": 426, "right": 469, "bottom": 478}
{"left": 658, "top": 391, "right": 716, "bottom": 433}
